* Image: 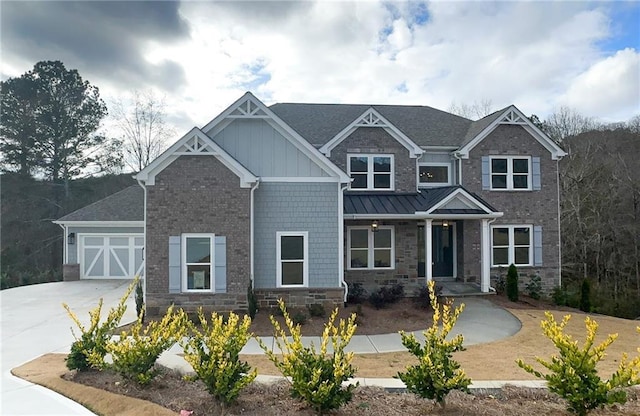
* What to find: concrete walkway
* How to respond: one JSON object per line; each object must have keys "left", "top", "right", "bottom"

{"left": 1, "top": 280, "right": 526, "bottom": 416}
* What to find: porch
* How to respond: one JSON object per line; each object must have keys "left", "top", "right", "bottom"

{"left": 435, "top": 279, "right": 496, "bottom": 297}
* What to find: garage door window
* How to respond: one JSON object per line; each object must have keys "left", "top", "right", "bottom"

{"left": 182, "top": 234, "right": 214, "bottom": 291}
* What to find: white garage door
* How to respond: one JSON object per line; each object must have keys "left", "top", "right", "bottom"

{"left": 80, "top": 235, "right": 144, "bottom": 279}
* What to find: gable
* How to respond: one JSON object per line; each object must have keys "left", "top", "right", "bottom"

{"left": 424, "top": 188, "right": 497, "bottom": 215}
{"left": 458, "top": 106, "right": 567, "bottom": 160}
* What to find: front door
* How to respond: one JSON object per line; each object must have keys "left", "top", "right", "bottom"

{"left": 417, "top": 223, "right": 455, "bottom": 278}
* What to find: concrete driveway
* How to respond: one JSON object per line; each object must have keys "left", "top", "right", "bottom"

{"left": 1, "top": 280, "right": 137, "bottom": 416}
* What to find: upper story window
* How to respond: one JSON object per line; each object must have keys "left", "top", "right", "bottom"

{"left": 348, "top": 154, "right": 394, "bottom": 190}
{"left": 490, "top": 156, "right": 531, "bottom": 190}
{"left": 418, "top": 163, "right": 451, "bottom": 187}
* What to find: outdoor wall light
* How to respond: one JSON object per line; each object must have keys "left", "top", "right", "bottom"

{"left": 68, "top": 232, "right": 76, "bottom": 245}
{"left": 371, "top": 220, "right": 379, "bottom": 232}
{"left": 442, "top": 220, "right": 449, "bottom": 228}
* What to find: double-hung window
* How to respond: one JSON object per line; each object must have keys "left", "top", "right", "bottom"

{"left": 348, "top": 154, "right": 393, "bottom": 190}
{"left": 348, "top": 226, "right": 394, "bottom": 269}
{"left": 490, "top": 156, "right": 531, "bottom": 190}
{"left": 182, "top": 234, "right": 215, "bottom": 291}
{"left": 491, "top": 225, "right": 532, "bottom": 266}
{"left": 276, "top": 231, "right": 308, "bottom": 287}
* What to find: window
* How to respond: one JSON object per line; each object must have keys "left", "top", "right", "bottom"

{"left": 348, "top": 226, "right": 394, "bottom": 269}
{"left": 490, "top": 156, "right": 531, "bottom": 190}
{"left": 491, "top": 225, "right": 532, "bottom": 266}
{"left": 348, "top": 154, "right": 393, "bottom": 190}
{"left": 418, "top": 164, "right": 451, "bottom": 186}
{"left": 276, "top": 231, "right": 308, "bottom": 287}
{"left": 182, "top": 234, "right": 214, "bottom": 291}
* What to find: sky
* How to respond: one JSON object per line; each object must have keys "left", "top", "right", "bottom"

{"left": 1, "top": 0, "right": 639, "bottom": 136}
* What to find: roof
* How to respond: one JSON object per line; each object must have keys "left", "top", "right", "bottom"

{"left": 55, "top": 186, "right": 144, "bottom": 222}
{"left": 344, "top": 186, "right": 498, "bottom": 216}
{"left": 270, "top": 103, "right": 472, "bottom": 148}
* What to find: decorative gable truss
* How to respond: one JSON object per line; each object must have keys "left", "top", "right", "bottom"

{"left": 457, "top": 105, "right": 567, "bottom": 160}
{"left": 320, "top": 107, "right": 423, "bottom": 158}
{"left": 419, "top": 187, "right": 502, "bottom": 218}
{"left": 227, "top": 97, "right": 269, "bottom": 118}
{"left": 135, "top": 127, "right": 258, "bottom": 187}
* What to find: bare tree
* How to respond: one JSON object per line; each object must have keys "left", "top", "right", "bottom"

{"left": 448, "top": 99, "right": 494, "bottom": 119}
{"left": 542, "top": 106, "right": 600, "bottom": 142}
{"left": 111, "top": 91, "right": 175, "bottom": 172}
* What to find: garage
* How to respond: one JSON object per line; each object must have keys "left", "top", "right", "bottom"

{"left": 80, "top": 234, "right": 144, "bottom": 279}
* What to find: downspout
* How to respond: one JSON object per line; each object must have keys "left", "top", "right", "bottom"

{"left": 136, "top": 178, "right": 147, "bottom": 300}
{"left": 556, "top": 157, "right": 564, "bottom": 288}
{"left": 453, "top": 151, "right": 463, "bottom": 185}
{"left": 250, "top": 180, "right": 261, "bottom": 288}
{"left": 339, "top": 184, "right": 349, "bottom": 305}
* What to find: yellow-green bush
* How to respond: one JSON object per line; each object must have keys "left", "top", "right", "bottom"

{"left": 180, "top": 309, "right": 256, "bottom": 404}
{"left": 106, "top": 304, "right": 187, "bottom": 385}
{"left": 63, "top": 276, "right": 137, "bottom": 371}
{"left": 258, "top": 299, "right": 358, "bottom": 414}
{"left": 517, "top": 313, "right": 640, "bottom": 416}
{"left": 396, "top": 280, "right": 470, "bottom": 408}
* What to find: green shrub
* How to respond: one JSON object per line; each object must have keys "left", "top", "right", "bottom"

{"left": 247, "top": 284, "right": 258, "bottom": 319}
{"left": 107, "top": 305, "right": 187, "bottom": 385}
{"left": 307, "top": 303, "right": 326, "bottom": 318}
{"left": 517, "top": 313, "right": 640, "bottom": 415}
{"left": 551, "top": 286, "right": 568, "bottom": 306}
{"left": 258, "top": 299, "right": 358, "bottom": 414}
{"left": 135, "top": 278, "right": 144, "bottom": 322}
{"left": 580, "top": 279, "right": 592, "bottom": 312}
{"left": 346, "top": 282, "right": 367, "bottom": 304}
{"left": 494, "top": 274, "right": 506, "bottom": 295}
{"left": 396, "top": 280, "right": 470, "bottom": 409}
{"left": 181, "top": 309, "right": 257, "bottom": 404}
{"left": 506, "top": 264, "right": 519, "bottom": 302}
{"left": 368, "top": 284, "right": 404, "bottom": 309}
{"left": 292, "top": 310, "right": 307, "bottom": 325}
{"left": 63, "top": 277, "right": 138, "bottom": 370}
{"left": 413, "top": 284, "right": 443, "bottom": 309}
{"left": 525, "top": 274, "right": 542, "bottom": 300}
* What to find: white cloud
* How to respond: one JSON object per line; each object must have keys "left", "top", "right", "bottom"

{"left": 562, "top": 48, "right": 640, "bottom": 121}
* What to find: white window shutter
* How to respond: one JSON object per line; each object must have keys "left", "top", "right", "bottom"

{"left": 533, "top": 226, "right": 543, "bottom": 266}
{"left": 214, "top": 236, "right": 227, "bottom": 293}
{"left": 481, "top": 156, "right": 490, "bottom": 190}
{"left": 168, "top": 236, "right": 181, "bottom": 293}
{"left": 532, "top": 157, "right": 541, "bottom": 190}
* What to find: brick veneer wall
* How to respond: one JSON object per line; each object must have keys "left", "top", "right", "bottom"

{"left": 462, "top": 124, "right": 561, "bottom": 293}
{"left": 145, "top": 155, "right": 251, "bottom": 315}
{"left": 330, "top": 127, "right": 417, "bottom": 192}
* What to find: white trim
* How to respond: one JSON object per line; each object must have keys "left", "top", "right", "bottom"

{"left": 250, "top": 180, "right": 260, "bottom": 286}
{"left": 53, "top": 221, "right": 144, "bottom": 227}
{"left": 458, "top": 106, "right": 567, "bottom": 160}
{"left": 259, "top": 177, "right": 339, "bottom": 183}
{"left": 481, "top": 219, "right": 493, "bottom": 292}
{"left": 425, "top": 220, "right": 432, "bottom": 283}
{"left": 347, "top": 153, "right": 394, "bottom": 191}
{"left": 276, "top": 231, "right": 309, "bottom": 288}
{"left": 490, "top": 224, "right": 533, "bottom": 267}
{"left": 135, "top": 127, "right": 258, "bottom": 188}
{"left": 137, "top": 179, "right": 147, "bottom": 300}
{"left": 347, "top": 226, "right": 395, "bottom": 270}
{"left": 417, "top": 162, "right": 452, "bottom": 187}
{"left": 181, "top": 233, "right": 216, "bottom": 293}
{"left": 202, "top": 92, "right": 350, "bottom": 182}
{"left": 339, "top": 184, "right": 348, "bottom": 302}
{"left": 320, "top": 107, "right": 423, "bottom": 158}
{"left": 425, "top": 188, "right": 495, "bottom": 215}
{"left": 489, "top": 155, "right": 532, "bottom": 191}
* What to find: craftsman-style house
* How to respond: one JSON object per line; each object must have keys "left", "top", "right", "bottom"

{"left": 55, "top": 92, "right": 566, "bottom": 313}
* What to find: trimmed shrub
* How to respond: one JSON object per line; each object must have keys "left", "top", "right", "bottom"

{"left": 580, "top": 279, "right": 592, "bottom": 313}
{"left": 551, "top": 286, "right": 568, "bottom": 306}
{"left": 247, "top": 284, "right": 258, "bottom": 319}
{"left": 135, "top": 278, "right": 144, "bottom": 322}
{"left": 396, "top": 280, "right": 470, "bottom": 409}
{"left": 258, "top": 299, "right": 358, "bottom": 414}
{"left": 307, "top": 303, "right": 326, "bottom": 318}
{"left": 525, "top": 274, "right": 542, "bottom": 300}
{"left": 63, "top": 277, "right": 138, "bottom": 371}
{"left": 506, "top": 264, "right": 519, "bottom": 302}
{"left": 517, "top": 313, "right": 640, "bottom": 415}
{"left": 181, "top": 309, "right": 257, "bottom": 404}
{"left": 292, "top": 310, "right": 307, "bottom": 325}
{"left": 107, "top": 305, "right": 187, "bottom": 385}
{"left": 368, "top": 284, "right": 404, "bottom": 309}
{"left": 346, "top": 282, "right": 367, "bottom": 304}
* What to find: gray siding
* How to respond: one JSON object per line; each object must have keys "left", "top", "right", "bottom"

{"left": 67, "top": 226, "right": 143, "bottom": 264}
{"left": 210, "top": 119, "right": 330, "bottom": 178}
{"left": 254, "top": 182, "right": 340, "bottom": 289}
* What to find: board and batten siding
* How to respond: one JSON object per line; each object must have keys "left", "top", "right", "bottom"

{"left": 254, "top": 182, "right": 340, "bottom": 289}
{"left": 209, "top": 119, "right": 330, "bottom": 177}
{"left": 67, "top": 226, "right": 144, "bottom": 264}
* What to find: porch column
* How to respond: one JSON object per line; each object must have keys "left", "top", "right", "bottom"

{"left": 425, "top": 219, "right": 433, "bottom": 284}
{"left": 480, "top": 219, "right": 491, "bottom": 293}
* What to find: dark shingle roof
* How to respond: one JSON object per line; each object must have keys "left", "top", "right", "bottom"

{"left": 270, "top": 103, "right": 475, "bottom": 148}
{"left": 344, "top": 186, "right": 496, "bottom": 216}
{"left": 56, "top": 186, "right": 144, "bottom": 222}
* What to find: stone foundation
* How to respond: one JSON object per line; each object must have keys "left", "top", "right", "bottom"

{"left": 146, "top": 293, "right": 249, "bottom": 316}
{"left": 254, "top": 288, "right": 344, "bottom": 309}
{"left": 63, "top": 264, "right": 80, "bottom": 281}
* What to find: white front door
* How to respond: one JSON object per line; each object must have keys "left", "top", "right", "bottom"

{"left": 80, "top": 235, "right": 144, "bottom": 279}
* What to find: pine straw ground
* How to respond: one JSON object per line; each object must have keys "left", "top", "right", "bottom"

{"left": 12, "top": 296, "right": 640, "bottom": 416}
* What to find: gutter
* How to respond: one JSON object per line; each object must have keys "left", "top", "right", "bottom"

{"left": 136, "top": 178, "right": 147, "bottom": 301}
{"left": 453, "top": 151, "right": 463, "bottom": 184}
{"left": 250, "top": 180, "right": 261, "bottom": 288}
{"left": 339, "top": 184, "right": 349, "bottom": 305}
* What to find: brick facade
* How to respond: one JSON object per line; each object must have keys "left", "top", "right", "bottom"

{"left": 329, "top": 127, "right": 417, "bottom": 192}
{"left": 145, "top": 155, "right": 251, "bottom": 315}
{"left": 462, "top": 124, "right": 561, "bottom": 293}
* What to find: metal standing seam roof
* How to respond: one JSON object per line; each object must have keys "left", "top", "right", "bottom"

{"left": 343, "top": 186, "right": 497, "bottom": 216}
{"left": 55, "top": 185, "right": 144, "bottom": 222}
